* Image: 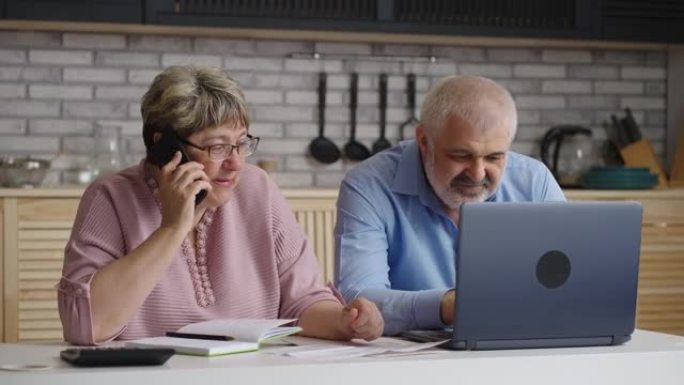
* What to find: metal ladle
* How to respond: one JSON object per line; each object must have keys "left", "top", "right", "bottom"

{"left": 308, "top": 72, "right": 341, "bottom": 164}
{"left": 372, "top": 73, "right": 392, "bottom": 154}
{"left": 343, "top": 73, "right": 371, "bottom": 161}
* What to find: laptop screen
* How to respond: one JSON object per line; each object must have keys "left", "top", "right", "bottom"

{"left": 452, "top": 201, "right": 642, "bottom": 348}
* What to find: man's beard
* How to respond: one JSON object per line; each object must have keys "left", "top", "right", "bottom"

{"left": 425, "top": 156, "right": 494, "bottom": 210}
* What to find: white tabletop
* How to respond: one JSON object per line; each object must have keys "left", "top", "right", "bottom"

{"left": 1, "top": 330, "right": 683, "bottom": 385}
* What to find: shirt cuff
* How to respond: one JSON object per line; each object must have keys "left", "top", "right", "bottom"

{"left": 413, "top": 289, "right": 451, "bottom": 330}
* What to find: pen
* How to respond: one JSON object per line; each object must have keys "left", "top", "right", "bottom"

{"left": 165, "top": 332, "right": 234, "bottom": 341}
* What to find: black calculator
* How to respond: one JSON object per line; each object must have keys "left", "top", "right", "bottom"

{"left": 60, "top": 347, "right": 175, "bottom": 367}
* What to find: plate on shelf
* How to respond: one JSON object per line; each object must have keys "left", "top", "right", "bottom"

{"left": 580, "top": 166, "right": 658, "bottom": 190}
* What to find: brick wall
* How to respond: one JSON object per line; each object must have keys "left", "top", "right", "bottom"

{"left": 0, "top": 30, "right": 667, "bottom": 187}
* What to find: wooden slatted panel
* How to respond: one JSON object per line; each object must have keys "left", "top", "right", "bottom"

{"left": 0, "top": 199, "right": 5, "bottom": 342}
{"left": 18, "top": 299, "right": 62, "bottom": 341}
{"left": 288, "top": 198, "right": 338, "bottom": 284}
{"left": 14, "top": 198, "right": 79, "bottom": 343}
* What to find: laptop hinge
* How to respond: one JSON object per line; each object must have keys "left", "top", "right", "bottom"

{"left": 466, "top": 340, "right": 477, "bottom": 350}
{"left": 610, "top": 335, "right": 620, "bottom": 345}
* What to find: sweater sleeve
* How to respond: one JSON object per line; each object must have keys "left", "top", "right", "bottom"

{"left": 57, "top": 183, "right": 127, "bottom": 345}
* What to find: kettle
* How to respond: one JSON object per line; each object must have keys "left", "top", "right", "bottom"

{"left": 540, "top": 125, "right": 597, "bottom": 188}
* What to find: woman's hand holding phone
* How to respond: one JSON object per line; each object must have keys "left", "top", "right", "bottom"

{"left": 156, "top": 151, "right": 213, "bottom": 235}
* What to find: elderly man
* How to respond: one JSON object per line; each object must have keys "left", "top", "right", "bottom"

{"left": 335, "top": 75, "right": 565, "bottom": 335}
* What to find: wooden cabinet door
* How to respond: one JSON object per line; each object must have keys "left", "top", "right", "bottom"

{"left": 288, "top": 198, "right": 337, "bottom": 285}
{"left": 3, "top": 198, "right": 79, "bottom": 342}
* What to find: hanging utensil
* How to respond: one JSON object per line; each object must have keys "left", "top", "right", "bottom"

{"left": 343, "top": 73, "right": 371, "bottom": 161}
{"left": 399, "top": 73, "right": 420, "bottom": 141}
{"left": 372, "top": 73, "right": 391, "bottom": 154}
{"left": 308, "top": 72, "right": 341, "bottom": 164}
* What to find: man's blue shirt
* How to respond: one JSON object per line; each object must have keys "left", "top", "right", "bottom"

{"left": 334, "top": 140, "right": 566, "bottom": 335}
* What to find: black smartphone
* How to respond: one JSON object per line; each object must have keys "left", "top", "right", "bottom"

{"left": 148, "top": 127, "right": 208, "bottom": 206}
{"left": 60, "top": 347, "right": 175, "bottom": 367}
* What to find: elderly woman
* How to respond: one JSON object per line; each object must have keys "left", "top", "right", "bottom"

{"left": 58, "top": 66, "right": 383, "bottom": 345}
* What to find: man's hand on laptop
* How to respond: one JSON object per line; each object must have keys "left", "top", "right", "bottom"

{"left": 440, "top": 290, "right": 456, "bottom": 325}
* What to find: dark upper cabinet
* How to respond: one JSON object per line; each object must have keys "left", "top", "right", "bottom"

{"left": 600, "top": 0, "right": 684, "bottom": 43}
{"left": 2, "top": 0, "right": 142, "bottom": 23}
{"left": 145, "top": 0, "right": 600, "bottom": 40}
{"left": 2, "top": 0, "right": 682, "bottom": 44}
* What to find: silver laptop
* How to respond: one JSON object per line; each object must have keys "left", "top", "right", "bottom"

{"left": 403, "top": 201, "right": 642, "bottom": 350}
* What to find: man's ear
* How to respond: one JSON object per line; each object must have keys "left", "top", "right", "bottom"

{"left": 415, "top": 124, "right": 429, "bottom": 155}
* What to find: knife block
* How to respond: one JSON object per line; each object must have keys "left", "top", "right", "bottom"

{"left": 619, "top": 139, "right": 668, "bottom": 189}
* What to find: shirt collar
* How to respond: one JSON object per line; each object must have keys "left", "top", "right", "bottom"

{"left": 391, "top": 140, "right": 443, "bottom": 211}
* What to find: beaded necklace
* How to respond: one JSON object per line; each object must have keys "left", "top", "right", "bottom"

{"left": 144, "top": 166, "right": 216, "bottom": 307}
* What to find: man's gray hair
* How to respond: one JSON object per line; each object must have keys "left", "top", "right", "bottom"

{"left": 420, "top": 75, "right": 517, "bottom": 139}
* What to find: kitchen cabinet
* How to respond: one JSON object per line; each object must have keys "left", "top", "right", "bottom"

{"left": 1, "top": 188, "right": 683, "bottom": 342}
{"left": 2, "top": 1, "right": 683, "bottom": 44}
{"left": 1, "top": 191, "right": 81, "bottom": 342}
{"left": 2, "top": 0, "right": 142, "bottom": 23}
{"left": 145, "top": 0, "right": 596, "bottom": 40}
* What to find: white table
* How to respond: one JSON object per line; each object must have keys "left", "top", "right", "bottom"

{"left": 1, "top": 330, "right": 683, "bottom": 385}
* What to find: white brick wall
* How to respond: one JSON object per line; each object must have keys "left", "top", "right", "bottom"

{"left": 542, "top": 49, "right": 592, "bottom": 63}
{"left": 128, "top": 36, "right": 192, "bottom": 52}
{"left": 0, "top": 66, "right": 61, "bottom": 82}
{"left": 568, "top": 65, "right": 619, "bottom": 79}
{"left": 0, "top": 31, "right": 668, "bottom": 187}
{"left": 29, "top": 119, "right": 93, "bottom": 134}
{"left": 0, "top": 83, "right": 27, "bottom": 98}
{"left": 460, "top": 64, "right": 512, "bottom": 78}
{"left": 63, "top": 33, "right": 126, "bottom": 49}
{"left": 541, "top": 80, "right": 592, "bottom": 94}
{"left": 432, "top": 46, "right": 485, "bottom": 61}
{"left": 95, "top": 85, "right": 147, "bottom": 100}
{"left": 63, "top": 101, "right": 128, "bottom": 118}
{"left": 194, "top": 38, "right": 256, "bottom": 55}
{"left": 487, "top": 48, "right": 541, "bottom": 63}
{"left": 225, "top": 57, "right": 283, "bottom": 72}
{"left": 64, "top": 68, "right": 126, "bottom": 83}
{"left": 594, "top": 81, "right": 644, "bottom": 94}
{"left": 29, "top": 84, "right": 92, "bottom": 99}
{"left": 0, "top": 31, "right": 61, "bottom": 47}
{"left": 0, "top": 100, "right": 60, "bottom": 117}
{"left": 96, "top": 52, "right": 160, "bottom": 67}
{"left": 513, "top": 64, "right": 566, "bottom": 78}
{"left": 0, "top": 49, "right": 27, "bottom": 64}
{"left": 0, "top": 119, "right": 26, "bottom": 134}
{"left": 161, "top": 54, "right": 222, "bottom": 68}
{"left": 621, "top": 67, "right": 666, "bottom": 80}
{"left": 29, "top": 50, "right": 93, "bottom": 65}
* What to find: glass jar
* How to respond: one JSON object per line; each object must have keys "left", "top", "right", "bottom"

{"left": 92, "top": 125, "right": 124, "bottom": 178}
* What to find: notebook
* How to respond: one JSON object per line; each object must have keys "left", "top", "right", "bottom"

{"left": 126, "top": 319, "right": 301, "bottom": 356}
{"left": 403, "top": 201, "right": 642, "bottom": 350}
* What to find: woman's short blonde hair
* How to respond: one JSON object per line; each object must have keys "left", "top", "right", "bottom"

{"left": 141, "top": 66, "right": 250, "bottom": 154}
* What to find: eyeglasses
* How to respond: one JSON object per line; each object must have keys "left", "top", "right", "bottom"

{"left": 177, "top": 135, "right": 260, "bottom": 161}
